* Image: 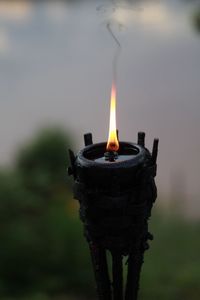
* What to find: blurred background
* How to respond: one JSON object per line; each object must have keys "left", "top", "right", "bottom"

{"left": 0, "top": 0, "right": 200, "bottom": 299}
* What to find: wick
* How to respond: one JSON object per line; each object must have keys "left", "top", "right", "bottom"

{"left": 104, "top": 151, "right": 118, "bottom": 162}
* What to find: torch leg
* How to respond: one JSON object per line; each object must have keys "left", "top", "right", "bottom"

{"left": 125, "top": 250, "right": 144, "bottom": 300}
{"left": 112, "top": 252, "right": 123, "bottom": 300}
{"left": 89, "top": 242, "right": 112, "bottom": 300}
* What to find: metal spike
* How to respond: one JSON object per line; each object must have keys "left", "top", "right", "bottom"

{"left": 84, "top": 133, "right": 93, "bottom": 146}
{"left": 116, "top": 129, "right": 119, "bottom": 140}
{"left": 68, "top": 149, "right": 76, "bottom": 176}
{"left": 152, "top": 139, "right": 159, "bottom": 164}
{"left": 137, "top": 132, "right": 145, "bottom": 147}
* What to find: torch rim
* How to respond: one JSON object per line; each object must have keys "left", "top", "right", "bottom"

{"left": 76, "top": 142, "right": 147, "bottom": 169}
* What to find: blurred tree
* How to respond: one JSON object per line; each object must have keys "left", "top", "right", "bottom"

{"left": 193, "top": 9, "right": 200, "bottom": 33}
{"left": 140, "top": 213, "right": 200, "bottom": 300}
{"left": 0, "top": 128, "right": 95, "bottom": 299}
{"left": 16, "top": 128, "right": 72, "bottom": 196}
{"left": 0, "top": 127, "right": 199, "bottom": 300}
{"left": 0, "top": 171, "right": 93, "bottom": 298}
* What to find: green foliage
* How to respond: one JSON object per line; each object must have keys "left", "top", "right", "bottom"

{"left": 193, "top": 10, "right": 200, "bottom": 33}
{"left": 0, "top": 128, "right": 199, "bottom": 299}
{"left": 0, "top": 128, "right": 95, "bottom": 299}
{"left": 140, "top": 213, "right": 200, "bottom": 300}
{"left": 16, "top": 128, "right": 72, "bottom": 193}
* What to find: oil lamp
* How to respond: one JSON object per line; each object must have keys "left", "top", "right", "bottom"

{"left": 68, "top": 83, "right": 159, "bottom": 300}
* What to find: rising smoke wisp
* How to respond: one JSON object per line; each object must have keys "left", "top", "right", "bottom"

{"left": 106, "top": 21, "right": 121, "bottom": 85}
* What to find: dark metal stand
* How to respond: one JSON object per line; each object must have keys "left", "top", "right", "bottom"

{"left": 112, "top": 251, "right": 123, "bottom": 300}
{"left": 89, "top": 243, "right": 111, "bottom": 300}
{"left": 125, "top": 250, "right": 144, "bottom": 300}
{"left": 88, "top": 237, "right": 151, "bottom": 300}
{"left": 68, "top": 132, "right": 158, "bottom": 300}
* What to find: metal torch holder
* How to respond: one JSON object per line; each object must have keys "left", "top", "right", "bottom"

{"left": 68, "top": 132, "right": 158, "bottom": 300}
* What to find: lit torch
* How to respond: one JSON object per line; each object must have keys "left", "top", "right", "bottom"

{"left": 68, "top": 79, "right": 159, "bottom": 300}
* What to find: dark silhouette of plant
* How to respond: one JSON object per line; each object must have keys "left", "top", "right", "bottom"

{"left": 193, "top": 10, "right": 200, "bottom": 33}
{"left": 0, "top": 128, "right": 199, "bottom": 300}
{"left": 16, "top": 128, "right": 72, "bottom": 196}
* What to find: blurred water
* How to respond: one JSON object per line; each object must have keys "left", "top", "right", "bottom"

{"left": 0, "top": 0, "right": 200, "bottom": 216}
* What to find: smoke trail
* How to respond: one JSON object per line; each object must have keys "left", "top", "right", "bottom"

{"left": 97, "top": 0, "right": 142, "bottom": 83}
{"left": 106, "top": 21, "right": 121, "bottom": 85}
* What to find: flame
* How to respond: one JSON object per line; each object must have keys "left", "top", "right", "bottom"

{"left": 106, "top": 83, "right": 119, "bottom": 152}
